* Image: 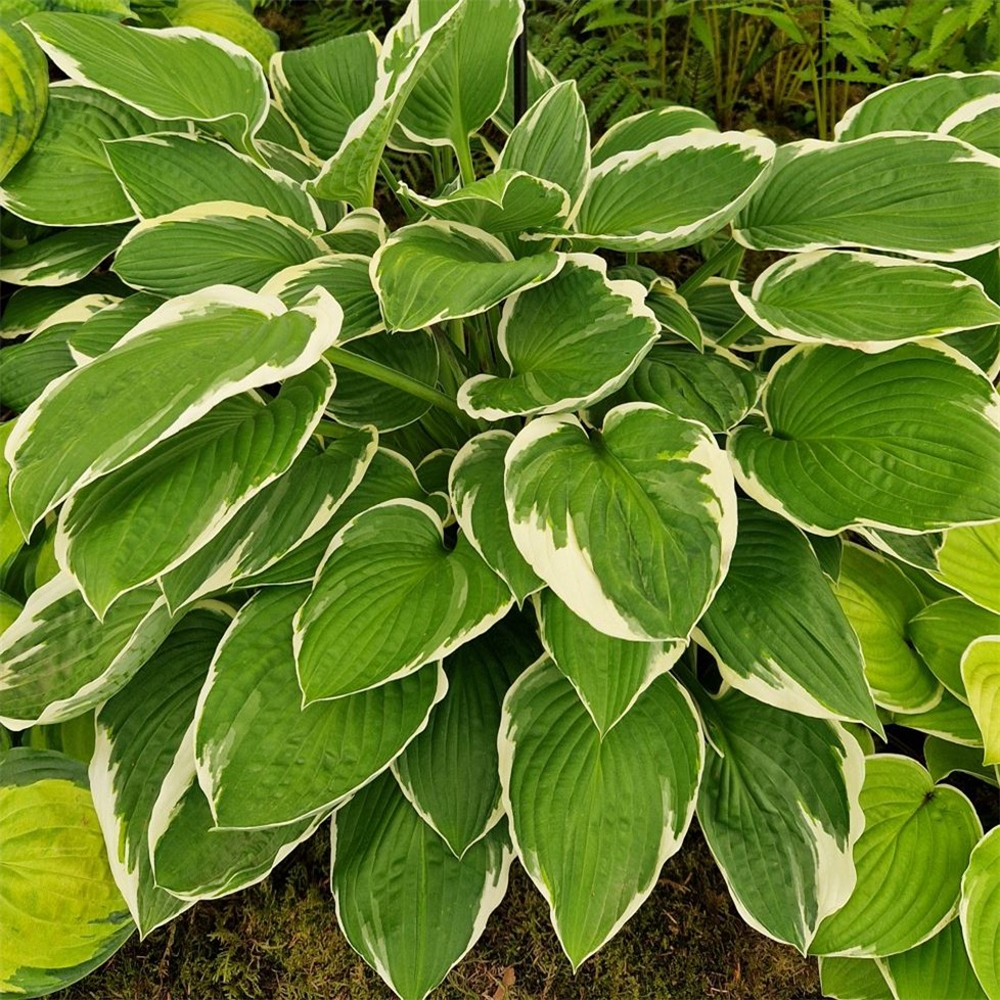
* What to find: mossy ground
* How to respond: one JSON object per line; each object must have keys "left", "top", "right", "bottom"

{"left": 59, "top": 825, "right": 819, "bottom": 1000}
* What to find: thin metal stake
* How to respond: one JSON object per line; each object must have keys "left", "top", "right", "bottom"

{"left": 513, "top": 14, "right": 528, "bottom": 125}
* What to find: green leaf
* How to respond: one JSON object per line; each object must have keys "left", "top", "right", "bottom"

{"left": 735, "top": 251, "right": 1000, "bottom": 350}
{"left": 331, "top": 773, "right": 513, "bottom": 1000}
{"left": 504, "top": 405, "right": 736, "bottom": 641}
{"left": 294, "top": 499, "right": 512, "bottom": 702}
{"left": 458, "top": 254, "right": 657, "bottom": 419}
{"left": 0, "top": 575, "right": 173, "bottom": 729}
{"left": 591, "top": 106, "right": 718, "bottom": 167}
{"left": 933, "top": 522, "right": 1000, "bottom": 613}
{"left": 166, "top": 0, "right": 276, "bottom": 68}
{"left": 883, "top": 919, "right": 988, "bottom": 1000}
{"left": 697, "top": 502, "right": 878, "bottom": 728}
{"left": 6, "top": 285, "right": 340, "bottom": 535}
{"left": 113, "top": 201, "right": 326, "bottom": 296}
{"left": 729, "top": 343, "right": 1000, "bottom": 534}
{"left": 892, "top": 691, "right": 985, "bottom": 747}
{"left": 697, "top": 689, "right": 864, "bottom": 952}
{"left": 0, "top": 749, "right": 134, "bottom": 998}
{"left": 57, "top": 365, "right": 335, "bottom": 618}
{"left": 961, "top": 827, "right": 1000, "bottom": 1000}
{"left": 819, "top": 957, "right": 893, "bottom": 1000}
{"left": 393, "top": 619, "right": 535, "bottom": 857}
{"left": 924, "top": 737, "right": 998, "bottom": 787}
{"left": 961, "top": 636, "right": 1000, "bottom": 764}
{"left": 567, "top": 130, "right": 774, "bottom": 251}
{"left": 0, "top": 225, "right": 130, "bottom": 287}
{"left": 810, "top": 755, "right": 982, "bottom": 958}
{"left": 0, "top": 18, "right": 47, "bottom": 181}
{"left": 499, "top": 658, "right": 702, "bottom": 970}
{"left": 195, "top": 586, "right": 446, "bottom": 829}
{"left": 26, "top": 12, "right": 269, "bottom": 152}
{"left": 372, "top": 220, "right": 563, "bottom": 332}
{"left": 734, "top": 134, "right": 1000, "bottom": 262}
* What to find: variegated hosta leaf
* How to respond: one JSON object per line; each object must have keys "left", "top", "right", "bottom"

{"left": 733, "top": 134, "right": 1000, "bottom": 262}
{"left": 734, "top": 251, "right": 1000, "bottom": 351}
{"left": 961, "top": 637, "right": 1000, "bottom": 764}
{"left": 113, "top": 202, "right": 326, "bottom": 296}
{"left": 933, "top": 522, "right": 1000, "bottom": 613}
{"left": 1, "top": 283, "right": 103, "bottom": 339}
{"left": 590, "top": 105, "right": 717, "bottom": 166}
{"left": 89, "top": 607, "right": 232, "bottom": 937}
{"left": 925, "top": 737, "right": 999, "bottom": 788}
{"left": 536, "top": 589, "right": 683, "bottom": 736}
{"left": 565, "top": 130, "right": 774, "bottom": 251}
{"left": 0, "top": 17, "right": 47, "bottom": 181}
{"left": 891, "top": 691, "right": 985, "bottom": 748}
{"left": 729, "top": 343, "right": 1000, "bottom": 534}
{"left": 810, "top": 755, "right": 982, "bottom": 958}
{"left": 862, "top": 526, "right": 944, "bottom": 573}
{"left": 646, "top": 283, "right": 704, "bottom": 349}
{"left": 25, "top": 13, "right": 268, "bottom": 153}
{"left": 195, "top": 586, "right": 446, "bottom": 829}
{"left": 104, "top": 133, "right": 324, "bottom": 230}
{"left": 0, "top": 423, "right": 23, "bottom": 573}
{"left": 0, "top": 574, "right": 173, "bottom": 730}
{"left": 499, "top": 658, "right": 702, "bottom": 970}
{"left": 943, "top": 95, "right": 1000, "bottom": 158}
{"left": 819, "top": 957, "right": 893, "bottom": 1000}
{"left": 496, "top": 80, "right": 589, "bottom": 206}
{"left": 159, "top": 429, "right": 377, "bottom": 612}
{"left": 0, "top": 225, "right": 131, "bottom": 287}
{"left": 393, "top": 618, "right": 536, "bottom": 857}
{"left": 458, "top": 254, "right": 657, "bottom": 419}
{"left": 961, "top": 827, "right": 1000, "bottom": 1000}
{"left": 696, "top": 688, "right": 864, "bottom": 952}
{"left": 504, "top": 405, "right": 736, "bottom": 642}
{"left": 270, "top": 31, "right": 379, "bottom": 160}
{"left": 322, "top": 208, "right": 387, "bottom": 256}
{"left": 66, "top": 292, "right": 163, "bottom": 361}
{"left": 883, "top": 921, "right": 988, "bottom": 1000}
{"left": 306, "top": 0, "right": 467, "bottom": 206}
{"left": 909, "top": 597, "right": 999, "bottom": 700}
{"left": 0, "top": 749, "right": 134, "bottom": 998}
{"left": 833, "top": 545, "right": 940, "bottom": 714}
{"left": 331, "top": 772, "right": 513, "bottom": 1000}
{"left": 696, "top": 502, "right": 879, "bottom": 728}
{"left": 372, "top": 220, "right": 563, "bottom": 331}
{"left": 835, "top": 71, "right": 1000, "bottom": 140}
{"left": 261, "top": 255, "right": 383, "bottom": 343}
{"left": 57, "top": 364, "right": 335, "bottom": 618}
{"left": 5, "top": 285, "right": 340, "bottom": 536}
{"left": 294, "top": 499, "right": 512, "bottom": 703}
{"left": 449, "top": 431, "right": 542, "bottom": 603}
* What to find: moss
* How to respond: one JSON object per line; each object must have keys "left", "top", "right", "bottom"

{"left": 58, "top": 825, "right": 818, "bottom": 1000}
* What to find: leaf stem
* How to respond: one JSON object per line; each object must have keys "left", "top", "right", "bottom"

{"left": 678, "top": 238, "right": 743, "bottom": 296}
{"left": 716, "top": 311, "right": 757, "bottom": 348}
{"left": 378, "top": 160, "right": 418, "bottom": 220}
{"left": 455, "top": 133, "right": 477, "bottom": 187}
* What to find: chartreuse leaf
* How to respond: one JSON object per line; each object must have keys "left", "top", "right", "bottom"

{"left": 158, "top": 429, "right": 377, "bottom": 612}
{"left": 942, "top": 95, "right": 1000, "bottom": 158}
{"left": 835, "top": 71, "right": 1000, "bottom": 140}
{"left": 104, "top": 134, "right": 324, "bottom": 230}
{"left": 961, "top": 637, "right": 1000, "bottom": 763}
{"left": 892, "top": 691, "right": 985, "bottom": 747}
{"left": 729, "top": 343, "right": 1000, "bottom": 534}
{"left": 590, "top": 105, "right": 718, "bottom": 166}
{"left": 819, "top": 957, "right": 892, "bottom": 1000}
{"left": 925, "top": 737, "right": 998, "bottom": 787}
{"left": 0, "top": 574, "right": 173, "bottom": 730}
{"left": 195, "top": 586, "right": 446, "bottom": 829}
{"left": 393, "top": 619, "right": 536, "bottom": 857}
{"left": 449, "top": 431, "right": 542, "bottom": 604}
{"left": 294, "top": 499, "right": 512, "bottom": 703}
{"left": 5, "top": 285, "right": 341, "bottom": 536}
{"left": 733, "top": 134, "right": 1000, "bottom": 262}
{"left": 504, "top": 405, "right": 736, "bottom": 642}
{"left": 306, "top": 0, "right": 467, "bottom": 206}
{"left": 909, "top": 597, "right": 999, "bottom": 699}
{"left": 270, "top": 31, "right": 379, "bottom": 160}
{"left": 536, "top": 590, "right": 683, "bottom": 736}
{"left": 331, "top": 773, "right": 513, "bottom": 1000}
{"left": 372, "top": 220, "right": 563, "bottom": 331}
{"left": 565, "top": 130, "right": 773, "bottom": 251}
{"left": 113, "top": 202, "right": 326, "bottom": 296}
{"left": 961, "top": 827, "right": 1000, "bottom": 1000}
{"left": 0, "top": 749, "right": 133, "bottom": 998}
{"left": 834, "top": 545, "right": 941, "bottom": 714}
{"left": 696, "top": 503, "right": 878, "bottom": 728}
{"left": 734, "top": 251, "right": 1000, "bottom": 350}
{"left": 0, "top": 225, "right": 130, "bottom": 287}
{"left": 25, "top": 13, "right": 269, "bottom": 153}
{"left": 458, "top": 255, "right": 657, "bottom": 419}
{"left": 696, "top": 689, "right": 864, "bottom": 952}
{"left": 165, "top": 0, "right": 277, "bottom": 68}
{"left": 0, "top": 17, "right": 47, "bottom": 181}
{"left": 88, "top": 608, "right": 232, "bottom": 937}
{"left": 499, "top": 659, "right": 702, "bottom": 970}
{"left": 883, "top": 921, "right": 987, "bottom": 1000}
{"left": 933, "top": 522, "right": 1000, "bottom": 613}
{"left": 810, "top": 755, "right": 982, "bottom": 958}
{"left": 57, "top": 364, "right": 335, "bottom": 618}
{"left": 497, "top": 80, "right": 589, "bottom": 205}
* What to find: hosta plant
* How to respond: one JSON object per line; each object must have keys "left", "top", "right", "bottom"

{"left": 1, "top": 3, "right": 999, "bottom": 998}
